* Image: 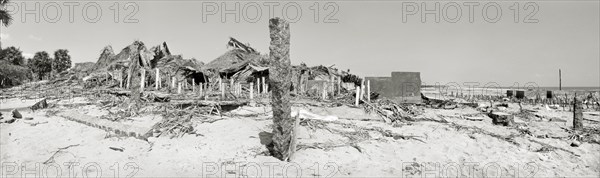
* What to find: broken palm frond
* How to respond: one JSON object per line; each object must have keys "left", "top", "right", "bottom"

{"left": 301, "top": 118, "right": 426, "bottom": 146}
{"left": 153, "top": 112, "right": 195, "bottom": 138}
{"left": 362, "top": 98, "right": 422, "bottom": 123}
{"left": 529, "top": 139, "right": 580, "bottom": 156}
{"left": 43, "top": 144, "right": 81, "bottom": 164}
{"left": 149, "top": 103, "right": 223, "bottom": 138}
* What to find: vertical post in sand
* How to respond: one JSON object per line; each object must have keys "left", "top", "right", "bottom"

{"left": 299, "top": 75, "right": 304, "bottom": 93}
{"left": 177, "top": 82, "right": 182, "bottom": 94}
{"left": 230, "top": 79, "right": 234, "bottom": 95}
{"left": 367, "top": 80, "right": 371, "bottom": 102}
{"left": 192, "top": 78, "right": 195, "bottom": 93}
{"left": 250, "top": 82, "right": 254, "bottom": 100}
{"left": 171, "top": 77, "right": 176, "bottom": 89}
{"left": 199, "top": 83, "right": 203, "bottom": 97}
{"left": 573, "top": 94, "right": 583, "bottom": 130}
{"left": 360, "top": 79, "right": 365, "bottom": 100}
{"left": 219, "top": 78, "right": 224, "bottom": 98}
{"left": 140, "top": 69, "right": 145, "bottom": 92}
{"left": 355, "top": 86, "right": 360, "bottom": 106}
{"left": 126, "top": 70, "right": 132, "bottom": 89}
{"left": 322, "top": 83, "right": 327, "bottom": 100}
{"left": 337, "top": 76, "right": 341, "bottom": 95}
{"left": 559, "top": 69, "right": 562, "bottom": 91}
{"left": 256, "top": 79, "right": 260, "bottom": 95}
{"left": 155, "top": 68, "right": 160, "bottom": 90}
{"left": 119, "top": 72, "right": 123, "bottom": 88}
{"left": 330, "top": 75, "right": 334, "bottom": 96}
{"left": 262, "top": 77, "right": 266, "bottom": 94}
{"left": 268, "top": 18, "right": 294, "bottom": 161}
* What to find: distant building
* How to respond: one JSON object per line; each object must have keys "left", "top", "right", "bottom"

{"left": 366, "top": 72, "right": 422, "bottom": 103}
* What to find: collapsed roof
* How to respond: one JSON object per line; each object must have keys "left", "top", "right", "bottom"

{"left": 202, "top": 37, "right": 268, "bottom": 78}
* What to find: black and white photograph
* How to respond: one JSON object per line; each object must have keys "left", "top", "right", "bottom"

{"left": 0, "top": 0, "right": 599, "bottom": 177}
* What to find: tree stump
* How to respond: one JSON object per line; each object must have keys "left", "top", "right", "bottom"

{"left": 573, "top": 96, "right": 583, "bottom": 130}
{"left": 488, "top": 112, "right": 514, "bottom": 126}
{"left": 268, "top": 18, "right": 294, "bottom": 161}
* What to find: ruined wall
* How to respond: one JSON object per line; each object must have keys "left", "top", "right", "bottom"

{"left": 366, "top": 72, "right": 422, "bottom": 103}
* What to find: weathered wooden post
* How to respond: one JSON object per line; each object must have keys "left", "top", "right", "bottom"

{"left": 268, "top": 18, "right": 294, "bottom": 161}
{"left": 337, "top": 76, "right": 341, "bottom": 95}
{"left": 355, "top": 86, "right": 360, "bottom": 106}
{"left": 573, "top": 95, "right": 583, "bottom": 130}
{"left": 171, "top": 77, "right": 176, "bottom": 89}
{"left": 119, "top": 72, "right": 123, "bottom": 88}
{"left": 177, "top": 82, "right": 182, "bottom": 94}
{"left": 256, "top": 79, "right": 260, "bottom": 95}
{"left": 322, "top": 83, "right": 327, "bottom": 100}
{"left": 250, "top": 82, "right": 254, "bottom": 100}
{"left": 192, "top": 78, "right": 195, "bottom": 93}
{"left": 367, "top": 80, "right": 371, "bottom": 102}
{"left": 199, "top": 82, "right": 203, "bottom": 97}
{"left": 559, "top": 69, "right": 562, "bottom": 91}
{"left": 360, "top": 78, "right": 365, "bottom": 100}
{"left": 219, "top": 78, "right": 224, "bottom": 98}
{"left": 126, "top": 70, "right": 132, "bottom": 89}
{"left": 330, "top": 75, "right": 335, "bottom": 96}
{"left": 155, "top": 68, "right": 160, "bottom": 90}
{"left": 140, "top": 69, "right": 145, "bottom": 91}
{"left": 262, "top": 76, "right": 266, "bottom": 94}
{"left": 230, "top": 79, "right": 234, "bottom": 95}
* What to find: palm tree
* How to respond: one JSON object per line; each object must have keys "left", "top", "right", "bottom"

{"left": 0, "top": 0, "right": 14, "bottom": 49}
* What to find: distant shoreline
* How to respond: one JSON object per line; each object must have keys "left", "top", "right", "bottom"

{"left": 423, "top": 85, "right": 599, "bottom": 90}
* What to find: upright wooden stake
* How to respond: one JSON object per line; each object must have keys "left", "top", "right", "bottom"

{"left": 322, "top": 83, "right": 327, "bottom": 100}
{"left": 140, "top": 69, "right": 145, "bottom": 91}
{"left": 250, "top": 82, "right": 254, "bottom": 100}
{"left": 192, "top": 78, "right": 195, "bottom": 93}
{"left": 573, "top": 94, "right": 583, "bottom": 130}
{"left": 355, "top": 86, "right": 360, "bottom": 106}
{"left": 155, "top": 68, "right": 160, "bottom": 90}
{"left": 219, "top": 78, "right": 223, "bottom": 97}
{"left": 171, "top": 77, "right": 176, "bottom": 89}
{"left": 268, "top": 18, "right": 294, "bottom": 161}
{"left": 230, "top": 79, "right": 234, "bottom": 95}
{"left": 360, "top": 79, "right": 365, "bottom": 100}
{"left": 256, "top": 79, "right": 260, "bottom": 95}
{"left": 126, "top": 70, "right": 132, "bottom": 89}
{"left": 330, "top": 75, "right": 335, "bottom": 96}
{"left": 262, "top": 76, "right": 266, "bottom": 94}
{"left": 337, "top": 76, "right": 341, "bottom": 95}
{"left": 119, "top": 72, "right": 123, "bottom": 88}
{"left": 200, "top": 83, "right": 204, "bottom": 97}
{"left": 220, "top": 81, "right": 225, "bottom": 98}
{"left": 367, "top": 80, "right": 371, "bottom": 102}
{"left": 559, "top": 69, "right": 562, "bottom": 91}
{"left": 177, "top": 82, "right": 182, "bottom": 94}
{"left": 299, "top": 75, "right": 304, "bottom": 93}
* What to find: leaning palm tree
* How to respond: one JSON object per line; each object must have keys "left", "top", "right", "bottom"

{"left": 0, "top": 0, "right": 13, "bottom": 49}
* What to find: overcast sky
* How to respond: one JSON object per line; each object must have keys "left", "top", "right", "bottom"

{"left": 1, "top": 0, "right": 598, "bottom": 87}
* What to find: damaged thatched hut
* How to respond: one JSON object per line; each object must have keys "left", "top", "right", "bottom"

{"left": 84, "top": 40, "right": 202, "bottom": 89}
{"left": 200, "top": 37, "right": 269, "bottom": 84}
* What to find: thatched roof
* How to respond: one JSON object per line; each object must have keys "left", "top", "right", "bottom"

{"left": 201, "top": 37, "right": 268, "bottom": 76}
{"left": 93, "top": 46, "right": 115, "bottom": 70}
{"left": 150, "top": 42, "right": 171, "bottom": 68}
{"left": 92, "top": 41, "right": 155, "bottom": 72}
{"left": 307, "top": 65, "right": 342, "bottom": 80}
{"left": 155, "top": 54, "right": 203, "bottom": 76}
